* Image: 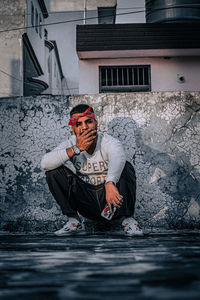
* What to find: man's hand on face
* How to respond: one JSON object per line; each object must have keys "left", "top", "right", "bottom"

{"left": 76, "top": 128, "right": 97, "bottom": 152}
{"left": 105, "top": 182, "right": 123, "bottom": 213}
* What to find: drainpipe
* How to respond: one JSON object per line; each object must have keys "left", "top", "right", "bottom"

{"left": 83, "top": 0, "right": 87, "bottom": 24}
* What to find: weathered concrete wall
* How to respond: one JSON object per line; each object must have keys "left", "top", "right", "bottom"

{"left": 0, "top": 92, "right": 200, "bottom": 232}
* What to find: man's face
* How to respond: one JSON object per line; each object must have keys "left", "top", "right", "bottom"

{"left": 71, "top": 114, "right": 98, "bottom": 136}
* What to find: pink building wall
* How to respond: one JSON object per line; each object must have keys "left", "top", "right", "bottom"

{"left": 79, "top": 56, "right": 200, "bottom": 94}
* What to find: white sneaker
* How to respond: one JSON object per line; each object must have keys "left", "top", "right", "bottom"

{"left": 54, "top": 218, "right": 85, "bottom": 236}
{"left": 122, "top": 217, "right": 144, "bottom": 236}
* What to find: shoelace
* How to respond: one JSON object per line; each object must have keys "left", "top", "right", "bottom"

{"left": 123, "top": 219, "right": 141, "bottom": 231}
{"left": 64, "top": 222, "right": 82, "bottom": 231}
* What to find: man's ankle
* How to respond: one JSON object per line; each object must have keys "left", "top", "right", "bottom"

{"left": 121, "top": 216, "right": 134, "bottom": 222}
{"left": 67, "top": 214, "right": 81, "bottom": 222}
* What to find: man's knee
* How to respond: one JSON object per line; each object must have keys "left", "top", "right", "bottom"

{"left": 46, "top": 165, "right": 61, "bottom": 177}
{"left": 45, "top": 165, "right": 72, "bottom": 180}
{"left": 121, "top": 161, "right": 136, "bottom": 180}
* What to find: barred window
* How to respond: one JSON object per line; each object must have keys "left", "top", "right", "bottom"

{"left": 99, "top": 65, "right": 151, "bottom": 93}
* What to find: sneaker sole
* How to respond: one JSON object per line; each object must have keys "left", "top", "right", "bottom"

{"left": 124, "top": 231, "right": 144, "bottom": 236}
{"left": 54, "top": 229, "right": 85, "bottom": 236}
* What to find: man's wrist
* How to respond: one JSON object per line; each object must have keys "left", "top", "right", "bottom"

{"left": 66, "top": 145, "right": 80, "bottom": 158}
{"left": 105, "top": 181, "right": 115, "bottom": 187}
{"left": 73, "top": 145, "right": 81, "bottom": 155}
{"left": 71, "top": 146, "right": 75, "bottom": 155}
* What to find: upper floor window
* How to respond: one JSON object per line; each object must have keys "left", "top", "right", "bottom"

{"left": 54, "top": 61, "right": 56, "bottom": 77}
{"left": 98, "top": 7, "right": 116, "bottom": 24}
{"left": 57, "top": 72, "right": 59, "bottom": 86}
{"left": 99, "top": 65, "right": 151, "bottom": 93}
{"left": 35, "top": 9, "right": 38, "bottom": 33}
{"left": 31, "top": 2, "right": 34, "bottom": 26}
{"left": 44, "top": 28, "right": 48, "bottom": 40}
{"left": 39, "top": 16, "right": 42, "bottom": 38}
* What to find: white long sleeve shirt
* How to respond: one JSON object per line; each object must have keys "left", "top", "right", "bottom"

{"left": 41, "top": 133, "right": 126, "bottom": 185}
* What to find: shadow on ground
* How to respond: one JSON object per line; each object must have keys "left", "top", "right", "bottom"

{"left": 0, "top": 231, "right": 200, "bottom": 300}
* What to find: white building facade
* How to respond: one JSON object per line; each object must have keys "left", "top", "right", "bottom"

{"left": 77, "top": 23, "right": 200, "bottom": 94}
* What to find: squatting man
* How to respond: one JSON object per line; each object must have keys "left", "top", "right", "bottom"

{"left": 41, "top": 104, "right": 143, "bottom": 236}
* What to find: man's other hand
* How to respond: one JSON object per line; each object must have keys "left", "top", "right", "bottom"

{"left": 105, "top": 182, "right": 123, "bottom": 213}
{"left": 76, "top": 129, "right": 97, "bottom": 151}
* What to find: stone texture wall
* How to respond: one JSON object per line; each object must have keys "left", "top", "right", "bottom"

{"left": 0, "top": 92, "right": 200, "bottom": 232}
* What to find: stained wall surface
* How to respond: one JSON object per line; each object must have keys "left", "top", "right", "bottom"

{"left": 0, "top": 92, "right": 200, "bottom": 232}
{"left": 79, "top": 57, "right": 200, "bottom": 94}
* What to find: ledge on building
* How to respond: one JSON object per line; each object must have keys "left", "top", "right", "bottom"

{"left": 76, "top": 23, "right": 200, "bottom": 59}
{"left": 24, "top": 77, "right": 48, "bottom": 96}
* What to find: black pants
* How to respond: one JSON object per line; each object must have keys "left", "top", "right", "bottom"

{"left": 46, "top": 161, "right": 136, "bottom": 221}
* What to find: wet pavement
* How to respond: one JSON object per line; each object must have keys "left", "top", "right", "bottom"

{"left": 0, "top": 231, "right": 200, "bottom": 300}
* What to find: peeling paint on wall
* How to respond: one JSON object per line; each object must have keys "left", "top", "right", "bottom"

{"left": 0, "top": 92, "right": 200, "bottom": 232}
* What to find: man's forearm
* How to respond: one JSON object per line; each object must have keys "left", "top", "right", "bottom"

{"left": 102, "top": 135, "right": 126, "bottom": 185}
{"left": 41, "top": 148, "right": 70, "bottom": 171}
{"left": 106, "top": 156, "right": 126, "bottom": 185}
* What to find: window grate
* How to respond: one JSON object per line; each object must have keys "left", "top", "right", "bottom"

{"left": 99, "top": 65, "right": 151, "bottom": 93}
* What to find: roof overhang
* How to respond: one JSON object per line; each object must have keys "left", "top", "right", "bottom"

{"left": 25, "top": 77, "right": 48, "bottom": 96}
{"left": 77, "top": 48, "right": 200, "bottom": 59}
{"left": 77, "top": 23, "right": 200, "bottom": 60}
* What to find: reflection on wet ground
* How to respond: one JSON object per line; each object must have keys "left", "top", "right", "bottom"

{"left": 0, "top": 231, "right": 200, "bottom": 299}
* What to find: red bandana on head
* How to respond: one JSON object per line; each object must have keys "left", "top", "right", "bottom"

{"left": 68, "top": 107, "right": 96, "bottom": 126}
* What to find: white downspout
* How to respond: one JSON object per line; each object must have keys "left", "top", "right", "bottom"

{"left": 83, "top": 0, "right": 87, "bottom": 24}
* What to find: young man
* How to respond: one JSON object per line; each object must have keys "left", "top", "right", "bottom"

{"left": 41, "top": 104, "right": 143, "bottom": 236}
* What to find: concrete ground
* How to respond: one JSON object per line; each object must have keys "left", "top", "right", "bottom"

{"left": 0, "top": 230, "right": 200, "bottom": 300}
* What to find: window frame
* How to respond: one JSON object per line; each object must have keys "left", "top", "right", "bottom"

{"left": 99, "top": 65, "right": 151, "bottom": 93}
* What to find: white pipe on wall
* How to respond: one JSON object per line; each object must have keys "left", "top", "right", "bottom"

{"left": 83, "top": 0, "right": 87, "bottom": 24}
